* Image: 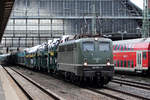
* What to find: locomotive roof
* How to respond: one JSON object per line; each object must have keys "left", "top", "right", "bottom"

{"left": 59, "top": 37, "right": 112, "bottom": 46}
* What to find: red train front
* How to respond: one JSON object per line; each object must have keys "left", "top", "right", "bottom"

{"left": 113, "top": 38, "right": 150, "bottom": 73}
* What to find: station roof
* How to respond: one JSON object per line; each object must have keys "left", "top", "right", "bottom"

{"left": 0, "top": 0, "right": 15, "bottom": 42}
{"left": 0, "top": 0, "right": 142, "bottom": 42}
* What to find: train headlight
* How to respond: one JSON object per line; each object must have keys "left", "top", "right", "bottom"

{"left": 106, "top": 58, "right": 110, "bottom": 66}
{"left": 84, "top": 62, "right": 88, "bottom": 66}
{"left": 106, "top": 62, "right": 111, "bottom": 66}
{"left": 83, "top": 58, "right": 88, "bottom": 66}
{"left": 95, "top": 38, "right": 98, "bottom": 41}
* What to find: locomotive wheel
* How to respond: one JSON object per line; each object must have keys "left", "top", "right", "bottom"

{"left": 73, "top": 76, "right": 79, "bottom": 85}
{"left": 64, "top": 72, "right": 70, "bottom": 81}
{"left": 38, "top": 66, "right": 41, "bottom": 70}
{"left": 70, "top": 73, "right": 75, "bottom": 83}
{"left": 47, "top": 69, "right": 50, "bottom": 73}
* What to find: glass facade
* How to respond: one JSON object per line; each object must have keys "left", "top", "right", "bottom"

{"left": 1, "top": 0, "right": 142, "bottom": 52}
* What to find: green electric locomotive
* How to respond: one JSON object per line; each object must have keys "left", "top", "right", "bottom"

{"left": 58, "top": 37, "right": 114, "bottom": 86}
{"left": 15, "top": 36, "right": 114, "bottom": 87}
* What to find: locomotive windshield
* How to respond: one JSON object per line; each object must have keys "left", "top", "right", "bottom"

{"left": 99, "top": 42, "right": 110, "bottom": 51}
{"left": 83, "top": 42, "right": 94, "bottom": 51}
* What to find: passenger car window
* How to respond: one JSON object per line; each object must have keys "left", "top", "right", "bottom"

{"left": 99, "top": 42, "right": 110, "bottom": 51}
{"left": 117, "top": 45, "right": 120, "bottom": 50}
{"left": 128, "top": 61, "right": 130, "bottom": 68}
{"left": 132, "top": 60, "right": 134, "bottom": 68}
{"left": 121, "top": 60, "right": 123, "bottom": 67}
{"left": 121, "top": 45, "right": 124, "bottom": 51}
{"left": 124, "top": 45, "right": 127, "bottom": 50}
{"left": 83, "top": 42, "right": 94, "bottom": 51}
{"left": 114, "top": 45, "right": 118, "bottom": 50}
{"left": 143, "top": 52, "right": 146, "bottom": 60}
{"left": 114, "top": 61, "right": 116, "bottom": 67}
{"left": 117, "top": 60, "right": 119, "bottom": 67}
{"left": 124, "top": 60, "right": 126, "bottom": 67}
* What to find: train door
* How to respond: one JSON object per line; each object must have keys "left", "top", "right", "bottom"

{"left": 136, "top": 51, "right": 142, "bottom": 70}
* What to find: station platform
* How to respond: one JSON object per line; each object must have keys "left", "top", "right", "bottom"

{"left": 0, "top": 65, "right": 27, "bottom": 100}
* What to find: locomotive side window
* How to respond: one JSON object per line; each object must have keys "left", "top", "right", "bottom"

{"left": 99, "top": 42, "right": 110, "bottom": 51}
{"left": 143, "top": 52, "right": 147, "bottom": 60}
{"left": 83, "top": 42, "right": 94, "bottom": 51}
{"left": 67, "top": 44, "right": 73, "bottom": 51}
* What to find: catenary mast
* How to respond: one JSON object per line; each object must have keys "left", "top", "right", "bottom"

{"left": 91, "top": 0, "right": 97, "bottom": 35}
{"left": 142, "top": 0, "right": 150, "bottom": 38}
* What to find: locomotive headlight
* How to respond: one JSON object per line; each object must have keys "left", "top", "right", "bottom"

{"left": 106, "top": 62, "right": 111, "bottom": 66}
{"left": 83, "top": 58, "right": 88, "bottom": 66}
{"left": 95, "top": 38, "right": 98, "bottom": 41}
{"left": 84, "top": 62, "right": 88, "bottom": 66}
{"left": 106, "top": 58, "right": 111, "bottom": 66}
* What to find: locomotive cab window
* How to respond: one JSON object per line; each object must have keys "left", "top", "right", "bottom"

{"left": 83, "top": 42, "right": 94, "bottom": 51}
{"left": 99, "top": 42, "right": 110, "bottom": 51}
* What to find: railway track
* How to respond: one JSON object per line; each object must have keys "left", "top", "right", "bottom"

{"left": 6, "top": 65, "right": 150, "bottom": 100}
{"left": 3, "top": 66, "right": 63, "bottom": 100}
{"left": 87, "top": 88, "right": 125, "bottom": 100}
{"left": 87, "top": 86, "right": 150, "bottom": 100}
{"left": 86, "top": 77, "right": 150, "bottom": 100}
{"left": 112, "top": 77, "right": 150, "bottom": 90}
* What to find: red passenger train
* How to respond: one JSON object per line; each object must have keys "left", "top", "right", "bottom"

{"left": 113, "top": 38, "right": 150, "bottom": 73}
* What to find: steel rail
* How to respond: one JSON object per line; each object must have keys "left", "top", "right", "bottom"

{"left": 105, "top": 87, "right": 150, "bottom": 100}
{"left": 113, "top": 77, "right": 150, "bottom": 86}
{"left": 5, "top": 66, "right": 62, "bottom": 100}
{"left": 87, "top": 87, "right": 125, "bottom": 100}
{"left": 2, "top": 66, "right": 33, "bottom": 100}
{"left": 112, "top": 78, "right": 150, "bottom": 90}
